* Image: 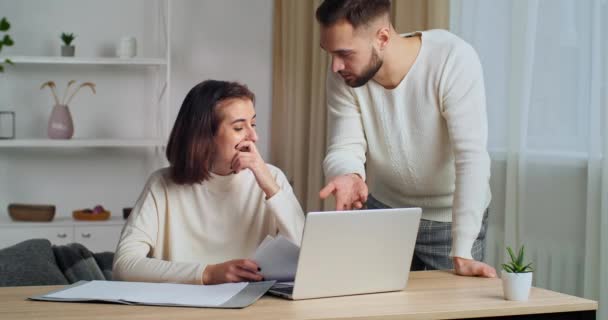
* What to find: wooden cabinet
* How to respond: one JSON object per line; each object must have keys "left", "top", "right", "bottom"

{"left": 74, "top": 224, "right": 124, "bottom": 253}
{"left": 0, "top": 217, "right": 125, "bottom": 252}
{"left": 0, "top": 226, "right": 73, "bottom": 247}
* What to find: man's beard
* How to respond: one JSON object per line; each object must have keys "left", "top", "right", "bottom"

{"left": 340, "top": 48, "right": 383, "bottom": 88}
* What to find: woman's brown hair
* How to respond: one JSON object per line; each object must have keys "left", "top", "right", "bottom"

{"left": 166, "top": 80, "right": 255, "bottom": 184}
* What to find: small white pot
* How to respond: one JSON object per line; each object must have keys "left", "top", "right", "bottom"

{"left": 501, "top": 270, "right": 533, "bottom": 301}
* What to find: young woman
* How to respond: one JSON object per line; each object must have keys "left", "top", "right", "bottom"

{"left": 113, "top": 80, "right": 304, "bottom": 285}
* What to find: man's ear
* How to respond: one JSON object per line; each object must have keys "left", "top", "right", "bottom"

{"left": 376, "top": 24, "right": 391, "bottom": 50}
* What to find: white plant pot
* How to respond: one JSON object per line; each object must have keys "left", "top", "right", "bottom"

{"left": 501, "top": 270, "right": 533, "bottom": 301}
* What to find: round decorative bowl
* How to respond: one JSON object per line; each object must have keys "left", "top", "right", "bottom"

{"left": 73, "top": 209, "right": 111, "bottom": 221}
{"left": 8, "top": 204, "right": 56, "bottom": 222}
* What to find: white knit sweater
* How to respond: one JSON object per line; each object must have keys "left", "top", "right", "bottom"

{"left": 113, "top": 165, "right": 305, "bottom": 284}
{"left": 323, "top": 30, "right": 491, "bottom": 259}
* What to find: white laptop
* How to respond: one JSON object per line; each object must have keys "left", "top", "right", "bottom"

{"left": 267, "top": 207, "right": 421, "bottom": 300}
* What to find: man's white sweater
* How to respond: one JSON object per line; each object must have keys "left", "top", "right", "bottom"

{"left": 323, "top": 30, "right": 491, "bottom": 259}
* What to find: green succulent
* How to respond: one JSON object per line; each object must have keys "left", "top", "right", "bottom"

{"left": 502, "top": 245, "right": 534, "bottom": 273}
{"left": 0, "top": 17, "right": 15, "bottom": 73}
{"left": 61, "top": 32, "right": 76, "bottom": 46}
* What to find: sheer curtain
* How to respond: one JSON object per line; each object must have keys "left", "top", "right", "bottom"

{"left": 271, "top": 0, "right": 329, "bottom": 212}
{"left": 451, "top": 0, "right": 607, "bottom": 317}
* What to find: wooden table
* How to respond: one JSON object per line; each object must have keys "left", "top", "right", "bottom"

{"left": 0, "top": 271, "right": 597, "bottom": 320}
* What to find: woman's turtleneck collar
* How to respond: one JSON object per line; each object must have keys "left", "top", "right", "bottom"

{"left": 203, "top": 169, "right": 250, "bottom": 193}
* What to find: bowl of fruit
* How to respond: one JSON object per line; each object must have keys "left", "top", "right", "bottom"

{"left": 73, "top": 205, "right": 111, "bottom": 221}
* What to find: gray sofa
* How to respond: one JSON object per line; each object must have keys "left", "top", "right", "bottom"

{"left": 0, "top": 239, "right": 113, "bottom": 287}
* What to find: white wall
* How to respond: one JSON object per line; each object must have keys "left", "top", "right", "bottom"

{"left": 0, "top": 0, "right": 273, "bottom": 219}
{"left": 170, "top": 0, "right": 274, "bottom": 158}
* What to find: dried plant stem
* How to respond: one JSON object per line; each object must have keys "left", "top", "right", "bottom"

{"left": 40, "top": 81, "right": 60, "bottom": 105}
{"left": 65, "top": 82, "right": 96, "bottom": 105}
{"left": 51, "top": 88, "right": 60, "bottom": 105}
{"left": 61, "top": 80, "right": 76, "bottom": 105}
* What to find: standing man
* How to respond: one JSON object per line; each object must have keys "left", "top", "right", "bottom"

{"left": 317, "top": 0, "right": 495, "bottom": 277}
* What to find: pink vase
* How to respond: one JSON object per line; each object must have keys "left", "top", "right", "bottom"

{"left": 48, "top": 104, "right": 74, "bottom": 139}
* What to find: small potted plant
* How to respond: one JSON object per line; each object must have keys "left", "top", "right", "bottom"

{"left": 501, "top": 245, "right": 534, "bottom": 301}
{"left": 60, "top": 32, "right": 76, "bottom": 57}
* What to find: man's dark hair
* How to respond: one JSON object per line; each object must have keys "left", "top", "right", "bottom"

{"left": 315, "top": 0, "right": 391, "bottom": 29}
{"left": 166, "top": 80, "right": 255, "bottom": 185}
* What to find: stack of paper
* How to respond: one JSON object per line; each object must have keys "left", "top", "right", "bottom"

{"left": 252, "top": 235, "right": 300, "bottom": 282}
{"left": 30, "top": 280, "right": 275, "bottom": 309}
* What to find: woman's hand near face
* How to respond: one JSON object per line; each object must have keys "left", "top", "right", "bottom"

{"left": 202, "top": 259, "right": 264, "bottom": 285}
{"left": 231, "top": 141, "right": 280, "bottom": 198}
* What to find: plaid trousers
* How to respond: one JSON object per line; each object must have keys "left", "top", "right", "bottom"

{"left": 366, "top": 194, "right": 489, "bottom": 271}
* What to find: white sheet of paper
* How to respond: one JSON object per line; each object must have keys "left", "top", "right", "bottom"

{"left": 46, "top": 280, "right": 248, "bottom": 307}
{"left": 252, "top": 235, "right": 300, "bottom": 282}
{"left": 256, "top": 235, "right": 276, "bottom": 253}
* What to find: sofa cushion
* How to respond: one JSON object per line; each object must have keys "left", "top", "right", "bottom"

{"left": 53, "top": 242, "right": 113, "bottom": 283}
{"left": 0, "top": 239, "right": 69, "bottom": 286}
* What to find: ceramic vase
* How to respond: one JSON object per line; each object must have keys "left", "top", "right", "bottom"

{"left": 48, "top": 104, "right": 74, "bottom": 139}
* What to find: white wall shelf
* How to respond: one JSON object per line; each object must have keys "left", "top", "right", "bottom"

{"left": 1, "top": 56, "right": 167, "bottom": 66}
{"left": 0, "top": 139, "right": 166, "bottom": 148}
{"left": 0, "top": 0, "right": 172, "bottom": 252}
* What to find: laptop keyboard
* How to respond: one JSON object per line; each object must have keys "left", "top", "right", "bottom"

{"left": 272, "top": 286, "right": 294, "bottom": 295}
